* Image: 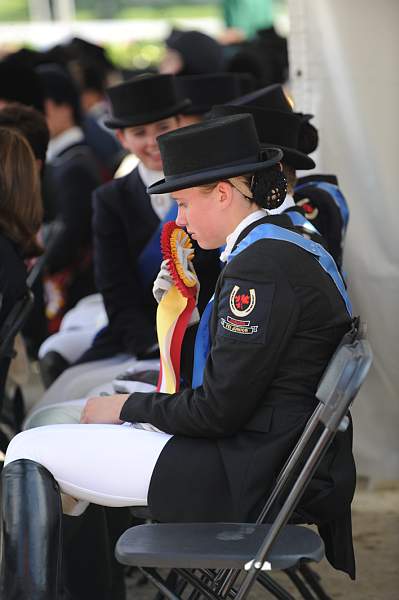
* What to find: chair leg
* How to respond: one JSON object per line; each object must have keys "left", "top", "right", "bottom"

{"left": 257, "top": 572, "right": 297, "bottom": 600}
{"left": 284, "top": 567, "right": 318, "bottom": 600}
{"left": 0, "top": 458, "right": 63, "bottom": 600}
{"left": 152, "top": 570, "right": 180, "bottom": 600}
{"left": 140, "top": 567, "right": 183, "bottom": 600}
{"left": 298, "top": 563, "right": 332, "bottom": 600}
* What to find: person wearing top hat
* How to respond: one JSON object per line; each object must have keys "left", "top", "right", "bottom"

{"left": 176, "top": 73, "right": 242, "bottom": 122}
{"left": 231, "top": 84, "right": 350, "bottom": 266}
{"left": 175, "top": 72, "right": 242, "bottom": 126}
{"left": 231, "top": 82, "right": 319, "bottom": 155}
{"left": 33, "top": 74, "right": 222, "bottom": 416}
{"left": 205, "top": 103, "right": 326, "bottom": 246}
{"left": 208, "top": 103, "right": 315, "bottom": 202}
{"left": 2, "top": 114, "right": 356, "bottom": 598}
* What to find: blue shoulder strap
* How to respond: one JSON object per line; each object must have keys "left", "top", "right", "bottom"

{"left": 137, "top": 203, "right": 178, "bottom": 288}
{"left": 295, "top": 180, "right": 350, "bottom": 230}
{"left": 286, "top": 210, "right": 320, "bottom": 235}
{"left": 192, "top": 222, "right": 352, "bottom": 388}
{"left": 232, "top": 224, "right": 352, "bottom": 315}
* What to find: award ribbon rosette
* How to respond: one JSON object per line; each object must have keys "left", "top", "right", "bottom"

{"left": 156, "top": 221, "right": 199, "bottom": 393}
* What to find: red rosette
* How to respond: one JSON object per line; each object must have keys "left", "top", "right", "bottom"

{"left": 160, "top": 221, "right": 197, "bottom": 299}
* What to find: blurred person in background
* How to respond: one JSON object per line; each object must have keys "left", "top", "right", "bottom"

{"left": 220, "top": 0, "right": 289, "bottom": 89}
{"left": 0, "top": 60, "right": 45, "bottom": 113}
{"left": 34, "top": 74, "right": 221, "bottom": 406}
{"left": 230, "top": 83, "right": 349, "bottom": 268}
{"left": 37, "top": 64, "right": 101, "bottom": 333}
{"left": 160, "top": 29, "right": 224, "bottom": 76}
{"left": 0, "top": 62, "right": 54, "bottom": 359}
{"left": 70, "top": 59, "right": 126, "bottom": 178}
{"left": 0, "top": 104, "right": 50, "bottom": 360}
{"left": 0, "top": 128, "right": 43, "bottom": 444}
{"left": 222, "top": 0, "right": 274, "bottom": 41}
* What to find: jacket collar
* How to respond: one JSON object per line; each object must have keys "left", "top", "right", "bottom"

{"left": 47, "top": 126, "right": 85, "bottom": 162}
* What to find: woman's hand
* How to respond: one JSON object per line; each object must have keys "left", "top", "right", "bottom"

{"left": 152, "top": 259, "right": 173, "bottom": 303}
{"left": 80, "top": 394, "right": 130, "bottom": 424}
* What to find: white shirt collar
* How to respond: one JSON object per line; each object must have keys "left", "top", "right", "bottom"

{"left": 47, "top": 126, "right": 84, "bottom": 162}
{"left": 268, "top": 193, "right": 295, "bottom": 215}
{"left": 220, "top": 209, "right": 267, "bottom": 263}
{"left": 138, "top": 162, "right": 173, "bottom": 221}
{"left": 138, "top": 161, "right": 163, "bottom": 188}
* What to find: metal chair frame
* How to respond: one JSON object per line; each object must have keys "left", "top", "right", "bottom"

{"left": 116, "top": 319, "right": 372, "bottom": 600}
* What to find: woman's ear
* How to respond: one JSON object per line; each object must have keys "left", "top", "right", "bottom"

{"left": 217, "top": 181, "right": 234, "bottom": 210}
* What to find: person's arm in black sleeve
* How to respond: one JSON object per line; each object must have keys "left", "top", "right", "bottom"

{"left": 45, "top": 163, "right": 98, "bottom": 273}
{"left": 93, "top": 186, "right": 157, "bottom": 356}
{"left": 120, "top": 245, "right": 299, "bottom": 436}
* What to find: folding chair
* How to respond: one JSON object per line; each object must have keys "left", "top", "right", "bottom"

{"left": 0, "top": 291, "right": 35, "bottom": 362}
{"left": 0, "top": 290, "right": 35, "bottom": 450}
{"left": 115, "top": 319, "right": 372, "bottom": 600}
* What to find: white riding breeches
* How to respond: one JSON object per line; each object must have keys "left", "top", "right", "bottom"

{"left": 5, "top": 422, "right": 172, "bottom": 513}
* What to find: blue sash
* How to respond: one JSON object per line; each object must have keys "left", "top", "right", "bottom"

{"left": 192, "top": 223, "right": 352, "bottom": 388}
{"left": 295, "top": 181, "right": 350, "bottom": 231}
{"left": 192, "top": 297, "right": 214, "bottom": 388}
{"left": 286, "top": 210, "right": 320, "bottom": 235}
{"left": 137, "top": 203, "right": 178, "bottom": 288}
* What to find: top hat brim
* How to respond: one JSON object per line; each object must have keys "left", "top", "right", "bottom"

{"left": 147, "top": 147, "right": 283, "bottom": 194}
{"left": 104, "top": 99, "right": 191, "bottom": 129}
{"left": 270, "top": 145, "right": 315, "bottom": 170}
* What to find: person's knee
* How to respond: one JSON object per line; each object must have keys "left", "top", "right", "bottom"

{"left": 4, "top": 429, "right": 40, "bottom": 466}
{"left": 24, "top": 402, "right": 84, "bottom": 430}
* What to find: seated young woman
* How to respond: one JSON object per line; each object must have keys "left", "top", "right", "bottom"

{"left": 0, "top": 127, "right": 43, "bottom": 424}
{"left": 1, "top": 114, "right": 356, "bottom": 599}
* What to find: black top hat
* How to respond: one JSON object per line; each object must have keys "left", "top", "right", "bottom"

{"left": 207, "top": 104, "right": 315, "bottom": 170}
{"left": 68, "top": 37, "right": 115, "bottom": 72}
{"left": 104, "top": 74, "right": 191, "bottom": 129}
{"left": 147, "top": 114, "right": 282, "bottom": 195}
{"left": 231, "top": 83, "right": 319, "bottom": 155}
{"left": 231, "top": 83, "right": 293, "bottom": 111}
{"left": 176, "top": 73, "right": 241, "bottom": 115}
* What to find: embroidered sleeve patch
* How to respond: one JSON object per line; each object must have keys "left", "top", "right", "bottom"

{"left": 216, "top": 278, "right": 275, "bottom": 344}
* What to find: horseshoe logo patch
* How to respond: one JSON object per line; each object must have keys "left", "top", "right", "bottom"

{"left": 229, "top": 285, "right": 256, "bottom": 317}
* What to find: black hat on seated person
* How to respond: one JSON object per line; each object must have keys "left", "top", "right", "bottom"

{"left": 231, "top": 83, "right": 319, "bottom": 155}
{"left": 147, "top": 114, "right": 283, "bottom": 195}
{"left": 176, "top": 73, "right": 241, "bottom": 115}
{"left": 231, "top": 83, "right": 293, "bottom": 111}
{"left": 207, "top": 104, "right": 315, "bottom": 170}
{"left": 104, "top": 74, "right": 191, "bottom": 129}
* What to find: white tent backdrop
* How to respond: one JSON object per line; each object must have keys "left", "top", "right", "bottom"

{"left": 288, "top": 0, "right": 399, "bottom": 482}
